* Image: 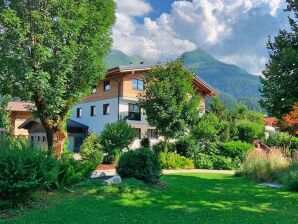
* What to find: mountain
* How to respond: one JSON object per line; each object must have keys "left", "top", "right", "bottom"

{"left": 182, "top": 49, "right": 261, "bottom": 99}
{"left": 104, "top": 49, "right": 263, "bottom": 111}
{"left": 104, "top": 50, "right": 147, "bottom": 69}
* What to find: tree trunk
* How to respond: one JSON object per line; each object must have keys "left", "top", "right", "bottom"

{"left": 45, "top": 128, "right": 68, "bottom": 157}
{"left": 41, "top": 119, "right": 68, "bottom": 157}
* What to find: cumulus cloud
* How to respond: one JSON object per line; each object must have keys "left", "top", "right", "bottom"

{"left": 112, "top": 0, "right": 287, "bottom": 74}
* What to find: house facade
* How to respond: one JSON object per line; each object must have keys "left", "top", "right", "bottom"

{"left": 71, "top": 64, "right": 218, "bottom": 142}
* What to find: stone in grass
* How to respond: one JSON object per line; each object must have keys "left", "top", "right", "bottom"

{"left": 104, "top": 175, "right": 122, "bottom": 185}
{"left": 259, "top": 183, "right": 283, "bottom": 188}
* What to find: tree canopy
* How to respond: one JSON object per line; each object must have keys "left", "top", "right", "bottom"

{"left": 139, "top": 59, "right": 201, "bottom": 148}
{"left": 0, "top": 0, "right": 116, "bottom": 155}
{"left": 260, "top": 0, "right": 298, "bottom": 118}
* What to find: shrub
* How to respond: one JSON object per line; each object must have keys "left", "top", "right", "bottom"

{"left": 212, "top": 155, "right": 237, "bottom": 170}
{"left": 236, "top": 121, "right": 264, "bottom": 143}
{"left": 173, "top": 136, "right": 197, "bottom": 157}
{"left": 0, "top": 146, "right": 60, "bottom": 208}
{"left": 100, "top": 121, "right": 137, "bottom": 163}
{"left": 241, "top": 149, "right": 289, "bottom": 182}
{"left": 58, "top": 152, "right": 96, "bottom": 187}
{"left": 152, "top": 141, "right": 174, "bottom": 154}
{"left": 117, "top": 147, "right": 161, "bottom": 184}
{"left": 80, "top": 133, "right": 103, "bottom": 165}
{"left": 265, "top": 132, "right": 298, "bottom": 151}
{"left": 193, "top": 153, "right": 213, "bottom": 169}
{"left": 140, "top": 137, "right": 150, "bottom": 148}
{"left": 282, "top": 162, "right": 298, "bottom": 192}
{"left": 159, "top": 152, "right": 195, "bottom": 169}
{"left": 219, "top": 141, "right": 253, "bottom": 161}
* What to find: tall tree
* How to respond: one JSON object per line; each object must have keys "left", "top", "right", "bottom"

{"left": 139, "top": 60, "right": 201, "bottom": 150}
{"left": 0, "top": 0, "right": 115, "bottom": 155}
{"left": 260, "top": 0, "right": 298, "bottom": 118}
{"left": 0, "top": 95, "right": 12, "bottom": 134}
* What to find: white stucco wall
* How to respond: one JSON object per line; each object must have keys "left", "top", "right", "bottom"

{"left": 71, "top": 98, "right": 119, "bottom": 135}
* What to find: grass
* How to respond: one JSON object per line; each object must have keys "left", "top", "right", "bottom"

{"left": 1, "top": 173, "right": 298, "bottom": 224}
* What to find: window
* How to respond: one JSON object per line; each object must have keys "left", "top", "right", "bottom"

{"left": 128, "top": 103, "right": 141, "bottom": 121}
{"left": 90, "top": 106, "right": 96, "bottom": 117}
{"left": 43, "top": 136, "right": 47, "bottom": 142}
{"left": 134, "top": 128, "right": 141, "bottom": 139}
{"left": 76, "top": 108, "right": 82, "bottom": 118}
{"left": 132, "top": 79, "right": 144, "bottom": 90}
{"left": 38, "top": 136, "right": 41, "bottom": 142}
{"left": 148, "top": 129, "right": 157, "bottom": 139}
{"left": 104, "top": 80, "right": 110, "bottom": 91}
{"left": 103, "top": 104, "right": 110, "bottom": 115}
{"left": 92, "top": 86, "right": 97, "bottom": 94}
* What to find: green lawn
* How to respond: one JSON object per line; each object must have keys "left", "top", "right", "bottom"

{"left": 1, "top": 173, "right": 298, "bottom": 224}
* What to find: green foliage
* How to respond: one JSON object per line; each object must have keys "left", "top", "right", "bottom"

{"left": 0, "top": 0, "right": 116, "bottom": 150}
{"left": 0, "top": 135, "right": 29, "bottom": 151}
{"left": 58, "top": 152, "right": 96, "bottom": 187}
{"left": 0, "top": 146, "right": 60, "bottom": 208}
{"left": 236, "top": 121, "right": 264, "bottom": 143}
{"left": 173, "top": 136, "right": 198, "bottom": 157}
{"left": 117, "top": 147, "right": 161, "bottom": 184}
{"left": 191, "top": 113, "right": 222, "bottom": 142}
{"left": 282, "top": 162, "right": 298, "bottom": 192}
{"left": 140, "top": 137, "right": 150, "bottom": 148}
{"left": 265, "top": 132, "right": 298, "bottom": 151}
{"left": 193, "top": 153, "right": 214, "bottom": 169}
{"left": 219, "top": 141, "right": 253, "bottom": 161}
{"left": 0, "top": 95, "right": 11, "bottom": 132}
{"left": 159, "top": 152, "right": 195, "bottom": 170}
{"left": 152, "top": 141, "right": 175, "bottom": 154}
{"left": 100, "top": 121, "right": 137, "bottom": 164}
{"left": 80, "top": 133, "right": 103, "bottom": 165}
{"left": 260, "top": 0, "right": 298, "bottom": 118}
{"left": 139, "top": 59, "right": 200, "bottom": 147}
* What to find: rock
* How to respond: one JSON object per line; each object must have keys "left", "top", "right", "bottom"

{"left": 104, "top": 175, "right": 122, "bottom": 185}
{"left": 259, "top": 183, "right": 283, "bottom": 188}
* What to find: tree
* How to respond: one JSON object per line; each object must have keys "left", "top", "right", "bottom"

{"left": 139, "top": 59, "right": 200, "bottom": 150}
{"left": 0, "top": 95, "right": 12, "bottom": 134}
{"left": 260, "top": 0, "right": 298, "bottom": 118}
{"left": 0, "top": 1, "right": 116, "bottom": 155}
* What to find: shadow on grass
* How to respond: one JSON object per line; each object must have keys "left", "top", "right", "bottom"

{"left": 2, "top": 173, "right": 298, "bottom": 224}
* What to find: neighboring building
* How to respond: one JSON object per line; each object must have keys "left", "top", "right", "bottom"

{"left": 19, "top": 119, "right": 89, "bottom": 152}
{"left": 263, "top": 116, "right": 279, "bottom": 138}
{"left": 71, "top": 64, "right": 218, "bottom": 142}
{"left": 7, "top": 102, "right": 34, "bottom": 137}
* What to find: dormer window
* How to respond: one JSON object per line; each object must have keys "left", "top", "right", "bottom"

{"left": 132, "top": 79, "right": 144, "bottom": 90}
{"left": 104, "top": 80, "right": 110, "bottom": 91}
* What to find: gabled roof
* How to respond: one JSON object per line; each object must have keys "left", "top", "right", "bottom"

{"left": 19, "top": 119, "right": 88, "bottom": 130}
{"left": 8, "top": 102, "right": 34, "bottom": 112}
{"left": 107, "top": 64, "right": 219, "bottom": 96}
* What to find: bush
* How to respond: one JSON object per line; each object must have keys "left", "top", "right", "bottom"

{"left": 212, "top": 155, "right": 237, "bottom": 170}
{"left": 236, "top": 121, "right": 264, "bottom": 143}
{"left": 193, "top": 153, "right": 213, "bottom": 169}
{"left": 219, "top": 141, "right": 253, "bottom": 161}
{"left": 58, "top": 152, "right": 96, "bottom": 187}
{"left": 140, "top": 137, "right": 150, "bottom": 148}
{"left": 80, "top": 133, "right": 104, "bottom": 165}
{"left": 100, "top": 122, "right": 137, "bottom": 163}
{"left": 159, "top": 152, "right": 195, "bottom": 170}
{"left": 152, "top": 141, "right": 174, "bottom": 154}
{"left": 265, "top": 132, "right": 298, "bottom": 151}
{"left": 173, "top": 136, "right": 197, "bottom": 157}
{"left": 282, "top": 162, "right": 298, "bottom": 192}
{"left": 0, "top": 146, "right": 60, "bottom": 208}
{"left": 241, "top": 149, "right": 289, "bottom": 182}
{"left": 117, "top": 147, "right": 161, "bottom": 184}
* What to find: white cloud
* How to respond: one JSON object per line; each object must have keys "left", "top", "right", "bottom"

{"left": 112, "top": 0, "right": 287, "bottom": 74}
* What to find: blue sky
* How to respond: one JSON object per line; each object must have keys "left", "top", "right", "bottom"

{"left": 113, "top": 0, "right": 289, "bottom": 75}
